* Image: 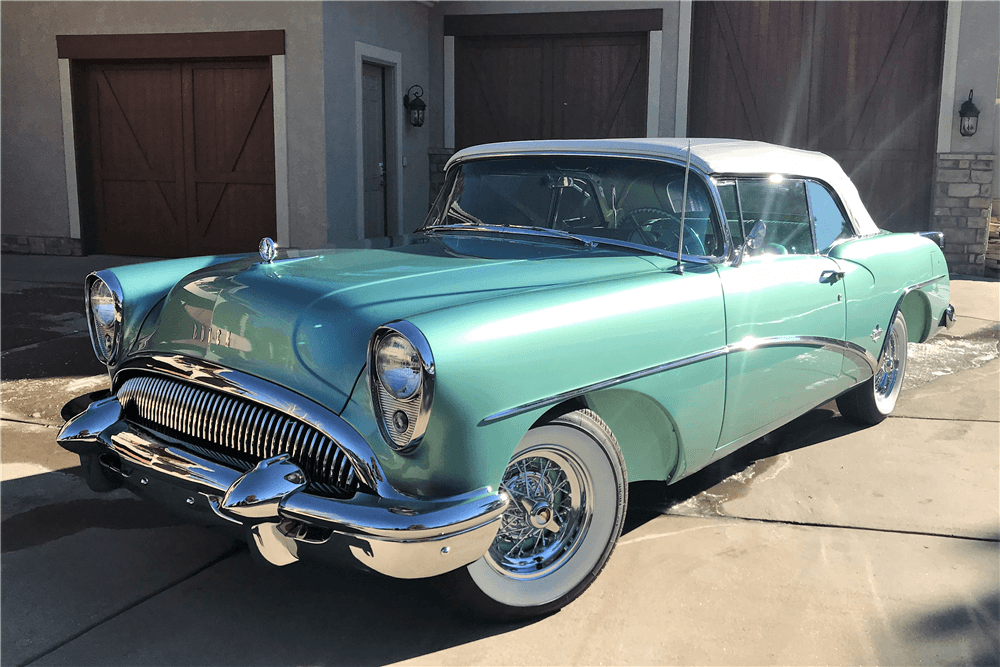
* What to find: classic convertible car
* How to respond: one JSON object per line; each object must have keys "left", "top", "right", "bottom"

{"left": 59, "top": 138, "right": 954, "bottom": 618}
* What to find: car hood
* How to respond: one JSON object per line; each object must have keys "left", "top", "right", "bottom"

{"left": 137, "top": 235, "right": 660, "bottom": 413}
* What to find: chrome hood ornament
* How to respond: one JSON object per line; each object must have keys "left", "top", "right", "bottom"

{"left": 259, "top": 237, "right": 277, "bottom": 263}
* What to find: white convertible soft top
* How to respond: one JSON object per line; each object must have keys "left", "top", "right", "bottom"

{"left": 448, "top": 138, "right": 881, "bottom": 236}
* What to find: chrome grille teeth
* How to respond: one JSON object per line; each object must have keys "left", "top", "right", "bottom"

{"left": 116, "top": 375, "right": 358, "bottom": 496}
{"left": 233, "top": 401, "right": 250, "bottom": 452}
{"left": 204, "top": 393, "right": 220, "bottom": 442}
{"left": 279, "top": 421, "right": 295, "bottom": 461}
{"left": 194, "top": 391, "right": 208, "bottom": 441}
{"left": 182, "top": 385, "right": 198, "bottom": 436}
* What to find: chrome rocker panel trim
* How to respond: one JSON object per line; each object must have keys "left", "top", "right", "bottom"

{"left": 482, "top": 335, "right": 879, "bottom": 425}
{"left": 58, "top": 395, "right": 508, "bottom": 578}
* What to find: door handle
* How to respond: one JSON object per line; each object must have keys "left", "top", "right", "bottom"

{"left": 820, "top": 270, "right": 845, "bottom": 283}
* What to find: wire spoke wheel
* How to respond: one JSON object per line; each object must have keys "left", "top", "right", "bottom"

{"left": 837, "top": 312, "right": 908, "bottom": 425}
{"left": 874, "top": 317, "right": 906, "bottom": 412}
{"left": 454, "top": 409, "right": 627, "bottom": 618}
{"left": 489, "top": 447, "right": 592, "bottom": 579}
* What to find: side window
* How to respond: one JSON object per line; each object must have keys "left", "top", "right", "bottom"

{"left": 807, "top": 181, "right": 854, "bottom": 251}
{"left": 736, "top": 179, "right": 815, "bottom": 255}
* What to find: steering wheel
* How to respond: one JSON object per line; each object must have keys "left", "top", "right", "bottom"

{"left": 620, "top": 207, "right": 675, "bottom": 247}
{"left": 621, "top": 207, "right": 674, "bottom": 228}
{"left": 622, "top": 208, "right": 706, "bottom": 256}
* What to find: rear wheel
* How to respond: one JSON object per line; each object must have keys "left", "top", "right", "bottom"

{"left": 837, "top": 312, "right": 908, "bottom": 425}
{"left": 448, "top": 409, "right": 627, "bottom": 619}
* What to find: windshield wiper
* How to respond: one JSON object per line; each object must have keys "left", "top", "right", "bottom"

{"left": 419, "top": 224, "right": 597, "bottom": 249}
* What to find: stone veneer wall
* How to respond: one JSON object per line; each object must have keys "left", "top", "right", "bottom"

{"left": 2, "top": 234, "right": 82, "bottom": 256}
{"left": 986, "top": 204, "right": 1000, "bottom": 279}
{"left": 931, "top": 153, "right": 995, "bottom": 276}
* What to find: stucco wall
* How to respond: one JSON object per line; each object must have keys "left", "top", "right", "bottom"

{"left": 0, "top": 1, "right": 327, "bottom": 250}
{"left": 945, "top": 1, "right": 999, "bottom": 158}
{"left": 322, "top": 2, "right": 431, "bottom": 246}
{"left": 930, "top": 0, "right": 1000, "bottom": 275}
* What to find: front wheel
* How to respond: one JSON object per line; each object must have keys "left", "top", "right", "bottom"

{"left": 837, "top": 311, "right": 908, "bottom": 425}
{"left": 447, "top": 409, "right": 627, "bottom": 619}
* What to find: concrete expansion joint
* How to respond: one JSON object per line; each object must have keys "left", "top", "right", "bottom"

{"left": 14, "top": 546, "right": 243, "bottom": 667}
{"left": 0, "top": 331, "right": 88, "bottom": 356}
{"left": 888, "top": 415, "right": 999, "bottom": 424}
{"left": 664, "top": 512, "right": 1000, "bottom": 544}
{"left": 0, "top": 417, "right": 59, "bottom": 428}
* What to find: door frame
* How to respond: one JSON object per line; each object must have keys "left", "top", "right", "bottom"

{"left": 56, "top": 30, "right": 288, "bottom": 249}
{"left": 355, "top": 42, "right": 403, "bottom": 241}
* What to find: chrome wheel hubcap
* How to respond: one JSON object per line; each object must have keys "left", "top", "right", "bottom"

{"left": 875, "top": 336, "right": 898, "bottom": 397}
{"left": 488, "top": 445, "right": 592, "bottom": 580}
{"left": 874, "top": 318, "right": 906, "bottom": 411}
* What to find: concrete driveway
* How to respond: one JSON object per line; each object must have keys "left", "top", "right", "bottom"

{"left": 2, "top": 254, "right": 997, "bottom": 666}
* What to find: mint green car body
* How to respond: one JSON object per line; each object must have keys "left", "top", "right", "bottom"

{"left": 60, "top": 139, "right": 952, "bottom": 613}
{"left": 107, "top": 227, "right": 947, "bottom": 497}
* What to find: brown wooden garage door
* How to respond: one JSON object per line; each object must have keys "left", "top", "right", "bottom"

{"left": 449, "top": 11, "right": 663, "bottom": 151}
{"left": 75, "top": 59, "right": 276, "bottom": 257}
{"left": 688, "top": 1, "right": 945, "bottom": 232}
{"left": 456, "top": 34, "right": 648, "bottom": 150}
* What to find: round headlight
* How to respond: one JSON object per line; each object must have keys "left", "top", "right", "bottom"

{"left": 375, "top": 333, "right": 422, "bottom": 399}
{"left": 369, "top": 322, "right": 435, "bottom": 453}
{"left": 90, "top": 280, "right": 117, "bottom": 328}
{"left": 88, "top": 276, "right": 121, "bottom": 363}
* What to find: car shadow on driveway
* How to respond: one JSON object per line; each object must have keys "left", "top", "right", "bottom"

{"left": 623, "top": 404, "right": 866, "bottom": 534}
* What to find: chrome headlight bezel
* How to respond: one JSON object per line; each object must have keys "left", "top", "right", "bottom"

{"left": 368, "top": 321, "right": 435, "bottom": 453}
{"left": 85, "top": 271, "right": 124, "bottom": 365}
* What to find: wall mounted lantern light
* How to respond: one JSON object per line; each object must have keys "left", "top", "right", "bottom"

{"left": 404, "top": 85, "right": 426, "bottom": 127}
{"left": 958, "top": 89, "right": 980, "bottom": 137}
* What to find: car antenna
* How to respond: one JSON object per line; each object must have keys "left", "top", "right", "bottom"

{"left": 676, "top": 139, "right": 692, "bottom": 274}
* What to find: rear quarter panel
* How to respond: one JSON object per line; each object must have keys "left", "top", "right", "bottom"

{"left": 829, "top": 233, "right": 950, "bottom": 367}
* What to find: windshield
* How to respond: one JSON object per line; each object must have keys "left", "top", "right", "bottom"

{"left": 422, "top": 156, "right": 725, "bottom": 257}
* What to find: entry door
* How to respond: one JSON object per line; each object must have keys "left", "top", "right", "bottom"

{"left": 362, "top": 62, "right": 388, "bottom": 238}
{"left": 716, "top": 255, "right": 847, "bottom": 451}
{"left": 76, "top": 60, "right": 277, "bottom": 257}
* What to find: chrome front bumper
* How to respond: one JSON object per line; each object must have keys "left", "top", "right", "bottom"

{"left": 58, "top": 396, "right": 508, "bottom": 579}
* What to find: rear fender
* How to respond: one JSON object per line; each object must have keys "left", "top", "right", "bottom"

{"left": 898, "top": 289, "right": 932, "bottom": 343}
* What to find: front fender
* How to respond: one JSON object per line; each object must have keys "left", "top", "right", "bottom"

{"left": 359, "top": 265, "right": 727, "bottom": 497}
{"left": 96, "top": 254, "right": 254, "bottom": 372}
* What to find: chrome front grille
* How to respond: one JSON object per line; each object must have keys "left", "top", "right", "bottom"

{"left": 117, "top": 374, "right": 358, "bottom": 497}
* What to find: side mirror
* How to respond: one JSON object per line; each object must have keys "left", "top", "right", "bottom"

{"left": 733, "top": 220, "right": 767, "bottom": 267}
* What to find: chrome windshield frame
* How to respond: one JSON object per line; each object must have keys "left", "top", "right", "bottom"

{"left": 421, "top": 151, "right": 733, "bottom": 265}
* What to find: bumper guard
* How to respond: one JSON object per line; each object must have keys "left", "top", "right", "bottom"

{"left": 58, "top": 396, "right": 508, "bottom": 578}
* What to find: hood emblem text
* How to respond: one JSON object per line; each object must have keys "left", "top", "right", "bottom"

{"left": 194, "top": 323, "right": 234, "bottom": 349}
